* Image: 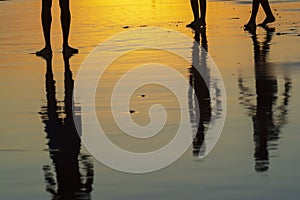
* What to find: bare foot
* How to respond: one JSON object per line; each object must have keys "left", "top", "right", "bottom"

{"left": 244, "top": 21, "right": 256, "bottom": 31}
{"left": 36, "top": 47, "right": 52, "bottom": 56}
{"left": 186, "top": 18, "right": 206, "bottom": 30}
{"left": 186, "top": 20, "right": 198, "bottom": 29}
{"left": 258, "top": 16, "right": 276, "bottom": 27}
{"left": 63, "top": 45, "right": 78, "bottom": 55}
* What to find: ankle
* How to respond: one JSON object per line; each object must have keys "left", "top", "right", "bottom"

{"left": 63, "top": 43, "right": 69, "bottom": 48}
{"left": 247, "top": 20, "right": 256, "bottom": 25}
{"left": 268, "top": 15, "right": 275, "bottom": 19}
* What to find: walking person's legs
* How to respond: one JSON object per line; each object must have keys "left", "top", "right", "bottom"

{"left": 259, "top": 0, "right": 275, "bottom": 26}
{"left": 245, "top": 0, "right": 275, "bottom": 30}
{"left": 244, "top": 0, "right": 260, "bottom": 30}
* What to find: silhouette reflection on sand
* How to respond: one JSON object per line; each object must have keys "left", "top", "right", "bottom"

{"left": 239, "top": 27, "right": 292, "bottom": 172}
{"left": 189, "top": 27, "right": 212, "bottom": 157}
{"left": 39, "top": 54, "right": 94, "bottom": 199}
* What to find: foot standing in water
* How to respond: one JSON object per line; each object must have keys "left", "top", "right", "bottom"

{"left": 186, "top": 0, "right": 206, "bottom": 29}
{"left": 36, "top": 0, "right": 78, "bottom": 56}
{"left": 244, "top": 0, "right": 276, "bottom": 30}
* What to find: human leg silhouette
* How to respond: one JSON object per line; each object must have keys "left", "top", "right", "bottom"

{"left": 186, "top": 0, "right": 206, "bottom": 29}
{"left": 259, "top": 0, "right": 275, "bottom": 26}
{"left": 187, "top": 0, "right": 199, "bottom": 28}
{"left": 244, "top": 0, "right": 259, "bottom": 30}
{"left": 191, "top": 0, "right": 200, "bottom": 22}
{"left": 37, "top": 0, "right": 78, "bottom": 56}
{"left": 245, "top": 0, "right": 275, "bottom": 30}
{"left": 199, "top": 0, "right": 206, "bottom": 26}
{"left": 36, "top": 0, "right": 53, "bottom": 56}
{"left": 59, "top": 0, "right": 78, "bottom": 54}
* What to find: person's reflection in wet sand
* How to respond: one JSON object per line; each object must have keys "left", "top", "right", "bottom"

{"left": 189, "top": 27, "right": 212, "bottom": 157}
{"left": 39, "top": 54, "right": 94, "bottom": 199}
{"left": 238, "top": 27, "right": 292, "bottom": 172}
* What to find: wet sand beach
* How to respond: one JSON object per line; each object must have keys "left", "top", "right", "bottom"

{"left": 1, "top": 0, "right": 300, "bottom": 199}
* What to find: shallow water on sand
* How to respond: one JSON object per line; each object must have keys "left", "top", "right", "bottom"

{"left": 1, "top": 0, "right": 300, "bottom": 199}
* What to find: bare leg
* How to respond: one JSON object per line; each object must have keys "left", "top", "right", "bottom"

{"left": 59, "top": 0, "right": 78, "bottom": 54}
{"left": 187, "top": 0, "right": 199, "bottom": 28}
{"left": 191, "top": 0, "right": 200, "bottom": 21}
{"left": 59, "top": 0, "right": 70, "bottom": 47}
{"left": 187, "top": 0, "right": 206, "bottom": 28}
{"left": 36, "top": 0, "right": 53, "bottom": 56}
{"left": 244, "top": 0, "right": 260, "bottom": 30}
{"left": 259, "top": 0, "right": 275, "bottom": 26}
{"left": 199, "top": 0, "right": 206, "bottom": 26}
